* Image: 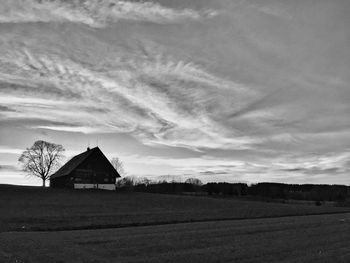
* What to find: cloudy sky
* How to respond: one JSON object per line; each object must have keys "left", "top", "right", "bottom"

{"left": 0, "top": 0, "right": 349, "bottom": 186}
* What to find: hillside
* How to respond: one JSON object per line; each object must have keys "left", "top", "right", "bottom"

{"left": 1, "top": 185, "right": 349, "bottom": 232}
{"left": 2, "top": 213, "right": 350, "bottom": 263}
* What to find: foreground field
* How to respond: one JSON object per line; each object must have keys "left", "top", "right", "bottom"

{"left": 1, "top": 213, "right": 350, "bottom": 263}
{"left": 0, "top": 185, "right": 349, "bottom": 232}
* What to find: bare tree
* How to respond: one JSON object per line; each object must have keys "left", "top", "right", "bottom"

{"left": 110, "top": 157, "right": 126, "bottom": 176}
{"left": 18, "top": 140, "right": 65, "bottom": 187}
{"left": 185, "top": 178, "right": 203, "bottom": 186}
{"left": 116, "top": 176, "right": 134, "bottom": 188}
{"left": 136, "top": 177, "right": 152, "bottom": 186}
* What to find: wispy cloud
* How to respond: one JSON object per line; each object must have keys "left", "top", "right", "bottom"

{"left": 0, "top": 146, "right": 23, "bottom": 155}
{"left": 0, "top": 35, "right": 260, "bottom": 150}
{"left": 35, "top": 125, "right": 105, "bottom": 134}
{"left": 118, "top": 151, "right": 350, "bottom": 183}
{"left": 1, "top": 0, "right": 350, "bottom": 185}
{"left": 0, "top": 164, "right": 19, "bottom": 171}
{"left": 0, "top": 105, "right": 16, "bottom": 112}
{"left": 0, "top": 0, "right": 218, "bottom": 27}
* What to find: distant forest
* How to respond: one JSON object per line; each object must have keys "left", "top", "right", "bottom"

{"left": 117, "top": 178, "right": 350, "bottom": 204}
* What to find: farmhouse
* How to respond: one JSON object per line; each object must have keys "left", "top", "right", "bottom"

{"left": 50, "top": 147, "right": 120, "bottom": 190}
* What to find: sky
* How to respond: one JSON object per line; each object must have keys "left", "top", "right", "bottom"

{"left": 0, "top": 0, "right": 349, "bottom": 186}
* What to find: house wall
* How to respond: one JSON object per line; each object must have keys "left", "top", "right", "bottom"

{"left": 74, "top": 150, "right": 117, "bottom": 184}
{"left": 74, "top": 184, "right": 116, "bottom": 190}
{"left": 50, "top": 148, "right": 119, "bottom": 189}
{"left": 50, "top": 176, "right": 73, "bottom": 188}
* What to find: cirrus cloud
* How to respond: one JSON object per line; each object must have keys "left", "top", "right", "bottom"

{"left": 0, "top": 32, "right": 259, "bottom": 151}
{"left": 0, "top": 0, "right": 219, "bottom": 27}
{"left": 1, "top": 0, "right": 349, "bottom": 185}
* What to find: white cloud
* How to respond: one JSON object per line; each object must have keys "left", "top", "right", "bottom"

{"left": 35, "top": 125, "right": 105, "bottom": 134}
{"left": 0, "top": 39, "right": 260, "bottom": 150}
{"left": 0, "top": 0, "right": 219, "bottom": 27}
{"left": 249, "top": 2, "right": 293, "bottom": 20}
{"left": 0, "top": 146, "right": 23, "bottom": 155}
{"left": 1, "top": 0, "right": 350, "bottom": 185}
{"left": 116, "top": 151, "right": 350, "bottom": 184}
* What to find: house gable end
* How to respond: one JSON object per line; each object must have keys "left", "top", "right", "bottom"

{"left": 50, "top": 147, "right": 120, "bottom": 188}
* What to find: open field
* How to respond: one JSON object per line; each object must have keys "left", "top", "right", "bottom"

{"left": 1, "top": 185, "right": 349, "bottom": 232}
{"left": 1, "top": 185, "right": 350, "bottom": 262}
{"left": 1, "top": 213, "right": 350, "bottom": 263}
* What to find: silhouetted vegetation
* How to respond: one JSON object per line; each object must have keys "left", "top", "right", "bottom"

{"left": 110, "top": 157, "right": 126, "bottom": 177}
{"left": 246, "top": 183, "right": 349, "bottom": 202}
{"left": 134, "top": 182, "right": 203, "bottom": 194}
{"left": 18, "top": 140, "right": 65, "bottom": 187}
{"left": 116, "top": 179, "right": 350, "bottom": 203}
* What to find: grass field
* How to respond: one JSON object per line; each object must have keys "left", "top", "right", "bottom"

{"left": 1, "top": 185, "right": 350, "bottom": 262}
{"left": 0, "top": 185, "right": 349, "bottom": 232}
{"left": 1, "top": 213, "right": 350, "bottom": 263}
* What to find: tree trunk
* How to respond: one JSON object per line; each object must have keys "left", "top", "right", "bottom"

{"left": 42, "top": 179, "right": 46, "bottom": 187}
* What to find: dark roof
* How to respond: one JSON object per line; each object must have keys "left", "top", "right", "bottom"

{"left": 50, "top": 147, "right": 115, "bottom": 179}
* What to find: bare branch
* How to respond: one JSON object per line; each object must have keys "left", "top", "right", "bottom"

{"left": 110, "top": 157, "right": 126, "bottom": 176}
{"left": 18, "top": 140, "right": 65, "bottom": 187}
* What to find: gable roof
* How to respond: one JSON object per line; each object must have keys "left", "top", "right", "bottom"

{"left": 50, "top": 147, "right": 119, "bottom": 179}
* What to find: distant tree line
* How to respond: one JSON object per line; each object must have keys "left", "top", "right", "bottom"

{"left": 116, "top": 177, "right": 350, "bottom": 202}
{"left": 245, "top": 183, "right": 349, "bottom": 202}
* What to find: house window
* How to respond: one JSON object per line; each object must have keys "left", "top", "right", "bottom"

{"left": 104, "top": 178, "right": 109, "bottom": 183}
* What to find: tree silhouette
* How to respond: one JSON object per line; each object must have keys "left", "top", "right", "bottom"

{"left": 18, "top": 140, "right": 65, "bottom": 187}
{"left": 110, "top": 157, "right": 126, "bottom": 176}
{"left": 185, "top": 178, "right": 203, "bottom": 186}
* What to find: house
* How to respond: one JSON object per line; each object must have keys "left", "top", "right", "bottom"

{"left": 50, "top": 147, "right": 120, "bottom": 190}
